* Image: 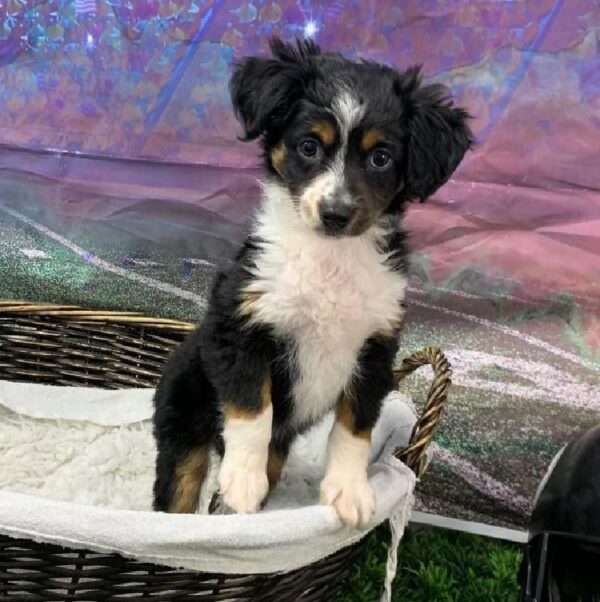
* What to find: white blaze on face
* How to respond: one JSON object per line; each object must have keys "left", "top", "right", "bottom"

{"left": 333, "top": 89, "right": 366, "bottom": 136}
{"left": 300, "top": 169, "right": 339, "bottom": 227}
{"left": 299, "top": 90, "right": 365, "bottom": 229}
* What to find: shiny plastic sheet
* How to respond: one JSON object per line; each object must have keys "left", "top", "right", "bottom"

{"left": 0, "top": 0, "right": 598, "bottom": 531}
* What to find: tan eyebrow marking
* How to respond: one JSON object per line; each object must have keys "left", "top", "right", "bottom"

{"left": 310, "top": 121, "right": 336, "bottom": 146}
{"left": 360, "top": 129, "right": 386, "bottom": 152}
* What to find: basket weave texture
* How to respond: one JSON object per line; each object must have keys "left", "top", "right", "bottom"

{"left": 0, "top": 301, "right": 451, "bottom": 602}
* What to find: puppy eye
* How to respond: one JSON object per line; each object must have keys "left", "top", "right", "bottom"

{"left": 298, "top": 138, "right": 322, "bottom": 160}
{"left": 369, "top": 148, "right": 392, "bottom": 170}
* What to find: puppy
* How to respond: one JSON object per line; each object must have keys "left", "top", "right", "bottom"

{"left": 152, "top": 38, "right": 472, "bottom": 528}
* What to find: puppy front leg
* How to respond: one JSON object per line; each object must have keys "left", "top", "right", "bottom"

{"left": 321, "top": 335, "right": 397, "bottom": 528}
{"left": 219, "top": 376, "right": 273, "bottom": 513}
{"left": 320, "top": 393, "right": 375, "bottom": 528}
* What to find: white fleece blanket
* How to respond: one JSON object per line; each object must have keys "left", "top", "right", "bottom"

{"left": 0, "top": 380, "right": 418, "bottom": 600}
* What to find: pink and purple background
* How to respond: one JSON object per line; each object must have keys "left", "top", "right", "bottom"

{"left": 0, "top": 0, "right": 599, "bottom": 531}
{"left": 1, "top": 1, "right": 598, "bottom": 309}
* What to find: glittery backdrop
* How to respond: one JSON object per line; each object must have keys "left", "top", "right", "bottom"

{"left": 0, "top": 0, "right": 599, "bottom": 532}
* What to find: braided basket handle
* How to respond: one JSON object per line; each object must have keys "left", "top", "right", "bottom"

{"left": 393, "top": 347, "right": 452, "bottom": 478}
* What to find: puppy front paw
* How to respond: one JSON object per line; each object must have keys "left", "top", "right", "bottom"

{"left": 218, "top": 463, "right": 269, "bottom": 514}
{"left": 320, "top": 477, "right": 375, "bottom": 528}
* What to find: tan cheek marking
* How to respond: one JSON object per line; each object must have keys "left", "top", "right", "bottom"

{"left": 169, "top": 446, "right": 210, "bottom": 513}
{"left": 310, "top": 121, "right": 336, "bottom": 146}
{"left": 336, "top": 392, "right": 372, "bottom": 441}
{"left": 345, "top": 190, "right": 387, "bottom": 236}
{"left": 223, "top": 376, "right": 272, "bottom": 420}
{"left": 361, "top": 129, "right": 386, "bottom": 152}
{"left": 270, "top": 143, "right": 286, "bottom": 176}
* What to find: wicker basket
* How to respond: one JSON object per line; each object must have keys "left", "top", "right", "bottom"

{"left": 0, "top": 301, "right": 451, "bottom": 602}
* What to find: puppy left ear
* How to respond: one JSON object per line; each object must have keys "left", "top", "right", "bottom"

{"left": 230, "top": 38, "right": 320, "bottom": 141}
{"left": 397, "top": 67, "right": 473, "bottom": 202}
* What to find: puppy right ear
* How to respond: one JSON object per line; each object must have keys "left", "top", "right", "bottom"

{"left": 396, "top": 66, "right": 473, "bottom": 202}
{"left": 230, "top": 37, "right": 319, "bottom": 141}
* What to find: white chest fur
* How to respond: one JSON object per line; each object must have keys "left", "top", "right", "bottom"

{"left": 245, "top": 186, "right": 407, "bottom": 427}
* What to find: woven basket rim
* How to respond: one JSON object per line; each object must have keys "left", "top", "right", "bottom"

{"left": 0, "top": 299, "right": 451, "bottom": 600}
{"left": 0, "top": 299, "right": 195, "bottom": 330}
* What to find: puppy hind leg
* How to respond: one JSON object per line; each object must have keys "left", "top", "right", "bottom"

{"left": 152, "top": 333, "right": 221, "bottom": 513}
{"left": 170, "top": 445, "right": 211, "bottom": 513}
{"left": 153, "top": 442, "right": 211, "bottom": 513}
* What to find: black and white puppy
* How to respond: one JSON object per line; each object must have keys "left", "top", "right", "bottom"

{"left": 153, "top": 38, "right": 472, "bottom": 528}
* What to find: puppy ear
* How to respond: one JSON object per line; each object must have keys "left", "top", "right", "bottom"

{"left": 396, "top": 66, "right": 473, "bottom": 201}
{"left": 230, "top": 37, "right": 320, "bottom": 141}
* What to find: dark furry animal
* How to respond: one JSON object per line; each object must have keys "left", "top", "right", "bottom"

{"left": 153, "top": 38, "right": 472, "bottom": 527}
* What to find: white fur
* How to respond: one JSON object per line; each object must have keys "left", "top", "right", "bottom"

{"left": 1, "top": 389, "right": 416, "bottom": 515}
{"left": 333, "top": 89, "right": 366, "bottom": 135}
{"left": 299, "top": 91, "right": 365, "bottom": 229}
{"left": 245, "top": 182, "right": 407, "bottom": 428}
{"left": 300, "top": 169, "right": 337, "bottom": 227}
{"left": 320, "top": 422, "right": 375, "bottom": 528}
{"left": 218, "top": 404, "right": 272, "bottom": 513}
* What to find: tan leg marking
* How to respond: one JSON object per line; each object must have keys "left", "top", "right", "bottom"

{"left": 266, "top": 444, "right": 286, "bottom": 489}
{"left": 169, "top": 445, "right": 210, "bottom": 514}
{"left": 223, "top": 376, "right": 271, "bottom": 419}
{"left": 219, "top": 376, "right": 273, "bottom": 513}
{"left": 335, "top": 392, "right": 372, "bottom": 441}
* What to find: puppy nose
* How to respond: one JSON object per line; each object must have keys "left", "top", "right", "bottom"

{"left": 319, "top": 204, "right": 355, "bottom": 232}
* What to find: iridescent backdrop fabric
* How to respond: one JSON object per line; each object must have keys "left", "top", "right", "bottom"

{"left": 0, "top": 0, "right": 599, "bottom": 531}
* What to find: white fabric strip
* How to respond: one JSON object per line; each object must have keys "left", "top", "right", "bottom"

{"left": 0, "top": 381, "right": 417, "bottom": 583}
{"left": 0, "top": 379, "right": 153, "bottom": 425}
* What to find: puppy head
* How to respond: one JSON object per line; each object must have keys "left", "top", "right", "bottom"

{"left": 231, "top": 38, "right": 473, "bottom": 237}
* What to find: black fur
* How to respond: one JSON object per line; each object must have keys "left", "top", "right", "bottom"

{"left": 397, "top": 69, "right": 473, "bottom": 202}
{"left": 351, "top": 335, "right": 399, "bottom": 433}
{"left": 153, "top": 38, "right": 472, "bottom": 513}
{"left": 229, "top": 39, "right": 320, "bottom": 142}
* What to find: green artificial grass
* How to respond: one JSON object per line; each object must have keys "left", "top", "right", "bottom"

{"left": 334, "top": 526, "right": 523, "bottom": 602}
